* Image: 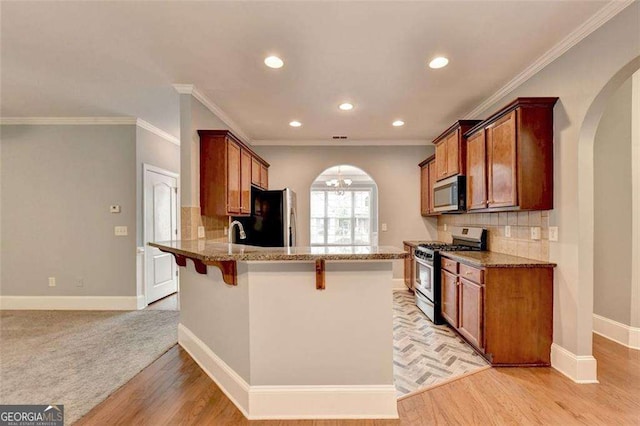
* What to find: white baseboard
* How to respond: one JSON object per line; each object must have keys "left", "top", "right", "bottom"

{"left": 550, "top": 343, "right": 599, "bottom": 383}
{"left": 593, "top": 314, "right": 640, "bottom": 350}
{"left": 392, "top": 278, "right": 406, "bottom": 290}
{"left": 178, "top": 323, "right": 398, "bottom": 420}
{"left": 0, "top": 295, "right": 143, "bottom": 310}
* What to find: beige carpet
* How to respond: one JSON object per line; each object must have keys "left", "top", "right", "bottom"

{"left": 0, "top": 310, "right": 179, "bottom": 425}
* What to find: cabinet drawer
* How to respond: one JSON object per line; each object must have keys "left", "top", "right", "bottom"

{"left": 442, "top": 257, "right": 458, "bottom": 274}
{"left": 459, "top": 263, "right": 484, "bottom": 284}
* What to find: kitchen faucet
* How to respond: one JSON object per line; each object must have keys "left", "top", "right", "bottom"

{"left": 229, "top": 220, "right": 247, "bottom": 244}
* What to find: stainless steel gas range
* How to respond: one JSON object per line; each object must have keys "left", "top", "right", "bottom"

{"left": 413, "top": 227, "right": 487, "bottom": 324}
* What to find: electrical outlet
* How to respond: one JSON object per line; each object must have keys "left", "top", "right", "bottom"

{"left": 76, "top": 278, "right": 84, "bottom": 287}
{"left": 381, "top": 223, "right": 388, "bottom": 232}
{"left": 444, "top": 224, "right": 447, "bottom": 232}
{"left": 114, "top": 226, "right": 128, "bottom": 236}
{"left": 48, "top": 277, "right": 56, "bottom": 287}
{"left": 224, "top": 226, "right": 228, "bottom": 236}
{"left": 198, "top": 226, "right": 205, "bottom": 239}
{"left": 530, "top": 226, "right": 541, "bottom": 240}
{"left": 549, "top": 226, "right": 559, "bottom": 242}
{"left": 505, "top": 225, "right": 511, "bottom": 238}
{"left": 109, "top": 205, "right": 121, "bottom": 213}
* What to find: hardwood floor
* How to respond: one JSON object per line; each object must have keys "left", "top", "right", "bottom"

{"left": 77, "top": 334, "right": 639, "bottom": 425}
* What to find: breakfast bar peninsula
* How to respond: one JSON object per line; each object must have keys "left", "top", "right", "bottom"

{"left": 149, "top": 240, "right": 407, "bottom": 420}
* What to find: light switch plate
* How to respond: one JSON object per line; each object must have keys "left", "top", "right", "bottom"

{"left": 505, "top": 225, "right": 511, "bottom": 238}
{"left": 114, "top": 226, "right": 128, "bottom": 236}
{"left": 223, "top": 226, "right": 228, "bottom": 236}
{"left": 444, "top": 224, "right": 447, "bottom": 232}
{"left": 48, "top": 277, "right": 56, "bottom": 287}
{"left": 198, "top": 226, "right": 205, "bottom": 239}
{"left": 109, "top": 205, "right": 121, "bottom": 213}
{"left": 549, "top": 226, "right": 559, "bottom": 242}
{"left": 381, "top": 223, "right": 388, "bottom": 232}
{"left": 530, "top": 226, "right": 541, "bottom": 240}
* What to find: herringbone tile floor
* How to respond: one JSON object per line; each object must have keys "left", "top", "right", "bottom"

{"left": 393, "top": 290, "right": 488, "bottom": 396}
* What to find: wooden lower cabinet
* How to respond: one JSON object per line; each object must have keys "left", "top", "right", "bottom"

{"left": 440, "top": 255, "right": 553, "bottom": 366}
{"left": 440, "top": 269, "right": 459, "bottom": 327}
{"left": 403, "top": 244, "right": 414, "bottom": 290}
{"left": 458, "top": 278, "right": 484, "bottom": 350}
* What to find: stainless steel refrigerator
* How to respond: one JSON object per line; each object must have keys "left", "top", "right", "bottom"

{"left": 233, "top": 188, "right": 297, "bottom": 247}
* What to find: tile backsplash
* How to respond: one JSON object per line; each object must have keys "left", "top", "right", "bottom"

{"left": 437, "top": 211, "right": 550, "bottom": 261}
{"left": 181, "top": 206, "right": 227, "bottom": 241}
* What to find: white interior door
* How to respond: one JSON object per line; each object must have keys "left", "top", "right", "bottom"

{"left": 144, "top": 167, "right": 179, "bottom": 304}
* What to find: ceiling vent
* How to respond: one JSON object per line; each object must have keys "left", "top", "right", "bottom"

{"left": 332, "top": 135, "right": 348, "bottom": 140}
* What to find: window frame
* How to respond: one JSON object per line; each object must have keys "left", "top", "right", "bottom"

{"left": 310, "top": 187, "right": 374, "bottom": 246}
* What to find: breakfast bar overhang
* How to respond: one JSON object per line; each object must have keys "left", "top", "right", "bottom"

{"left": 149, "top": 240, "right": 407, "bottom": 420}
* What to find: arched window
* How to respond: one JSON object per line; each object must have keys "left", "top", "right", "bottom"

{"left": 310, "top": 165, "right": 378, "bottom": 246}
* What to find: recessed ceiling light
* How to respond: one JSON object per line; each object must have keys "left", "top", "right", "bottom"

{"left": 289, "top": 120, "right": 302, "bottom": 127}
{"left": 392, "top": 120, "right": 405, "bottom": 127}
{"left": 339, "top": 103, "right": 354, "bottom": 111}
{"left": 264, "top": 56, "right": 284, "bottom": 69}
{"left": 429, "top": 56, "right": 449, "bottom": 69}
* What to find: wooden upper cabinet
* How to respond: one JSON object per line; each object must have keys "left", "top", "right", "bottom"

{"left": 199, "top": 130, "right": 270, "bottom": 217}
{"left": 487, "top": 111, "right": 517, "bottom": 208}
{"left": 251, "top": 157, "right": 261, "bottom": 186}
{"left": 226, "top": 140, "right": 242, "bottom": 214}
{"left": 435, "top": 142, "right": 448, "bottom": 180}
{"left": 445, "top": 130, "right": 460, "bottom": 176}
{"left": 240, "top": 149, "right": 252, "bottom": 214}
{"left": 466, "top": 130, "right": 487, "bottom": 210}
{"left": 420, "top": 164, "right": 429, "bottom": 216}
{"left": 433, "top": 120, "right": 482, "bottom": 182}
{"left": 464, "top": 97, "right": 557, "bottom": 212}
{"left": 418, "top": 156, "right": 438, "bottom": 217}
{"left": 260, "top": 164, "right": 268, "bottom": 190}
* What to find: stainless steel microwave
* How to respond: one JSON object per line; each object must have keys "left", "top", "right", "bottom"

{"left": 433, "top": 175, "right": 466, "bottom": 213}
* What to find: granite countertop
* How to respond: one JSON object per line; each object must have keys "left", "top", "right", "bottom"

{"left": 149, "top": 240, "right": 407, "bottom": 262}
{"left": 441, "top": 251, "right": 556, "bottom": 268}
{"left": 403, "top": 240, "right": 443, "bottom": 248}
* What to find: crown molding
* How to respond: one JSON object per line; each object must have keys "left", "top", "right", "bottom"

{"left": 173, "top": 83, "right": 252, "bottom": 144}
{"left": 464, "top": 0, "right": 636, "bottom": 119}
{"left": 251, "top": 139, "right": 430, "bottom": 146}
{"left": 0, "top": 116, "right": 137, "bottom": 125}
{"left": 136, "top": 118, "right": 180, "bottom": 146}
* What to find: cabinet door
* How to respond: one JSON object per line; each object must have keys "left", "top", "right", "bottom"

{"left": 441, "top": 270, "right": 459, "bottom": 327}
{"left": 403, "top": 244, "right": 413, "bottom": 290}
{"left": 251, "top": 157, "right": 261, "bottom": 186}
{"left": 446, "top": 130, "right": 460, "bottom": 177}
{"left": 435, "top": 142, "right": 448, "bottom": 181}
{"left": 240, "top": 149, "right": 252, "bottom": 214}
{"left": 487, "top": 110, "right": 517, "bottom": 208}
{"left": 226, "top": 140, "right": 241, "bottom": 214}
{"left": 459, "top": 278, "right": 484, "bottom": 350}
{"left": 260, "top": 165, "right": 268, "bottom": 189}
{"left": 420, "top": 165, "right": 429, "bottom": 216}
{"left": 466, "top": 130, "right": 487, "bottom": 210}
{"left": 428, "top": 161, "right": 437, "bottom": 213}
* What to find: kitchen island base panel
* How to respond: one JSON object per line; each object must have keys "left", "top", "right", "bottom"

{"left": 178, "top": 260, "right": 398, "bottom": 420}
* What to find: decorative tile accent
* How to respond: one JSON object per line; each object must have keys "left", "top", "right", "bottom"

{"left": 393, "top": 291, "right": 488, "bottom": 397}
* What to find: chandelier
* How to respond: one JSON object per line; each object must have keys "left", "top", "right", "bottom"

{"left": 325, "top": 166, "right": 352, "bottom": 196}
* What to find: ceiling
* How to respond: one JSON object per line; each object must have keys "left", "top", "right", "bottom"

{"left": 1, "top": 1, "right": 611, "bottom": 143}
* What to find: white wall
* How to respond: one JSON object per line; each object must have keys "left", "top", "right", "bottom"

{"left": 252, "top": 145, "right": 437, "bottom": 278}
{"left": 0, "top": 125, "right": 137, "bottom": 297}
{"left": 466, "top": 2, "right": 639, "bottom": 357}
{"left": 594, "top": 78, "right": 632, "bottom": 325}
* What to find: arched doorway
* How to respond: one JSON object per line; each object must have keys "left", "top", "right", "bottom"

{"left": 577, "top": 56, "right": 640, "bottom": 364}
{"left": 310, "top": 165, "right": 378, "bottom": 246}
